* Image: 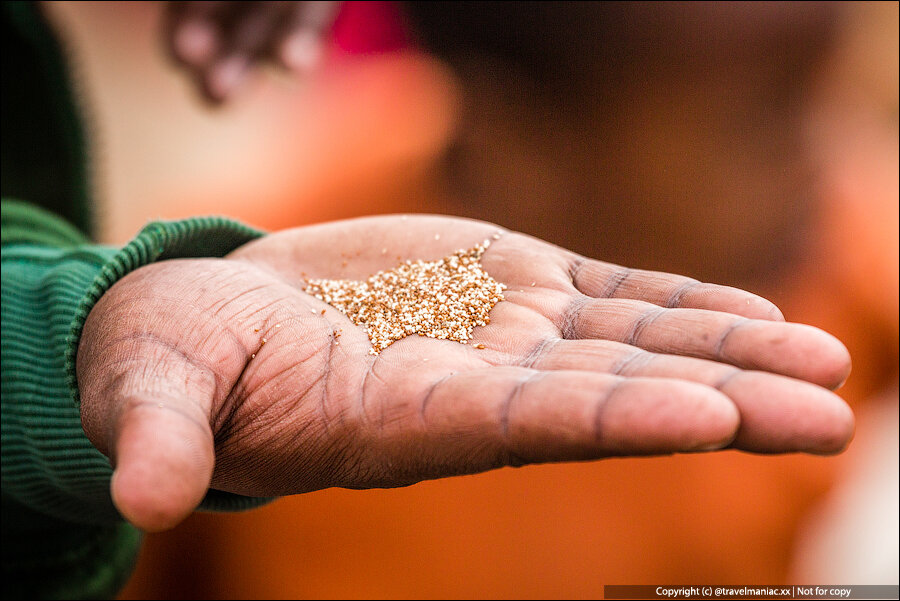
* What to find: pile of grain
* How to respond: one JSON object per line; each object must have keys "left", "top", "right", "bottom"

{"left": 305, "top": 241, "right": 505, "bottom": 354}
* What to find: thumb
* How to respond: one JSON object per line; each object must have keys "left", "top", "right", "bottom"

{"left": 80, "top": 345, "right": 218, "bottom": 532}
{"left": 109, "top": 393, "right": 215, "bottom": 532}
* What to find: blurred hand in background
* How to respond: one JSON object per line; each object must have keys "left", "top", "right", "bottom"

{"left": 165, "top": 1, "right": 340, "bottom": 102}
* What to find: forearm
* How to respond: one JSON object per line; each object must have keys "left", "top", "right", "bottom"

{"left": 1, "top": 199, "right": 272, "bottom": 597}
{"left": 2, "top": 200, "right": 121, "bottom": 522}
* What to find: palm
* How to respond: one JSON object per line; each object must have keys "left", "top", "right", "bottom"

{"left": 205, "top": 215, "right": 852, "bottom": 496}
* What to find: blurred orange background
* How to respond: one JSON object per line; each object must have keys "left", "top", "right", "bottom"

{"left": 43, "top": 1, "right": 897, "bottom": 598}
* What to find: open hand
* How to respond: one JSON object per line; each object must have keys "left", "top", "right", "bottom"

{"left": 78, "top": 215, "right": 854, "bottom": 531}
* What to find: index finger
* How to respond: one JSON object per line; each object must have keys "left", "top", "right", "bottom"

{"left": 357, "top": 365, "right": 853, "bottom": 487}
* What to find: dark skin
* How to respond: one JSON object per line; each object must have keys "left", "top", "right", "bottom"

{"left": 79, "top": 216, "right": 853, "bottom": 532}
{"left": 79, "top": 3, "right": 854, "bottom": 533}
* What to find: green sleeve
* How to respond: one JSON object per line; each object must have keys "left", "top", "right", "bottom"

{"left": 1, "top": 200, "right": 273, "bottom": 599}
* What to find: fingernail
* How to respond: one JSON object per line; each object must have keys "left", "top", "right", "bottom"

{"left": 208, "top": 56, "right": 248, "bottom": 100}
{"left": 689, "top": 441, "right": 732, "bottom": 452}
{"left": 688, "top": 430, "right": 738, "bottom": 452}
{"left": 280, "top": 31, "right": 322, "bottom": 72}
{"left": 175, "top": 21, "right": 216, "bottom": 64}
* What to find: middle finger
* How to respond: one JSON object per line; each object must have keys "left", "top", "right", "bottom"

{"left": 524, "top": 338, "right": 854, "bottom": 454}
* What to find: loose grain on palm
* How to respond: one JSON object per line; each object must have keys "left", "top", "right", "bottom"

{"left": 305, "top": 241, "right": 505, "bottom": 354}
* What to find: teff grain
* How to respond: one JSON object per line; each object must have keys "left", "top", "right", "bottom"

{"left": 305, "top": 241, "right": 505, "bottom": 354}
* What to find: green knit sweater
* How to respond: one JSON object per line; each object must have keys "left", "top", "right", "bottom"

{"left": 1, "top": 3, "right": 272, "bottom": 598}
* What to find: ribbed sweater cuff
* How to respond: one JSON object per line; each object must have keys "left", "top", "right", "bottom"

{"left": 2, "top": 206, "right": 274, "bottom": 523}
{"left": 64, "top": 218, "right": 277, "bottom": 514}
